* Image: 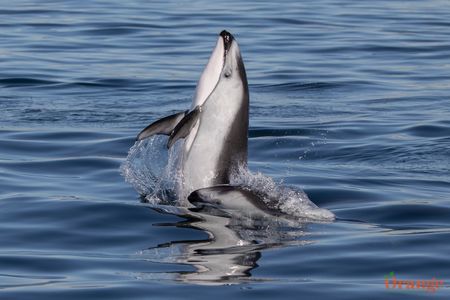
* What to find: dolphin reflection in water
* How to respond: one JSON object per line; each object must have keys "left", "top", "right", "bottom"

{"left": 137, "top": 195, "right": 324, "bottom": 285}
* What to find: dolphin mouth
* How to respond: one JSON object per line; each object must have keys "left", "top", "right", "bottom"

{"left": 220, "top": 30, "right": 233, "bottom": 58}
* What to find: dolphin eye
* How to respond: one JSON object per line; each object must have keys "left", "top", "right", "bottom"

{"left": 224, "top": 71, "right": 231, "bottom": 78}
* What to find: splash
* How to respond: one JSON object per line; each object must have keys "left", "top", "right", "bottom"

{"left": 120, "top": 136, "right": 182, "bottom": 204}
{"left": 230, "top": 165, "right": 335, "bottom": 221}
{"left": 121, "top": 137, "right": 334, "bottom": 221}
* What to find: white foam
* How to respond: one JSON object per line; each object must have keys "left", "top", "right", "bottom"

{"left": 230, "top": 165, "right": 335, "bottom": 221}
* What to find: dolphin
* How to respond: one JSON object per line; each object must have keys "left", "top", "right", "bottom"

{"left": 135, "top": 30, "right": 334, "bottom": 222}
{"left": 137, "top": 30, "right": 248, "bottom": 199}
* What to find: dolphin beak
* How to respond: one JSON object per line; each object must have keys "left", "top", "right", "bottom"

{"left": 220, "top": 30, "right": 233, "bottom": 56}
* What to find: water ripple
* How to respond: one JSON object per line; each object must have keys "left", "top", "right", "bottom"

{"left": 1, "top": 0, "right": 450, "bottom": 298}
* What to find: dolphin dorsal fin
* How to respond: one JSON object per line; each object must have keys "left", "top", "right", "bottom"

{"left": 136, "top": 110, "right": 188, "bottom": 141}
{"left": 167, "top": 106, "right": 201, "bottom": 148}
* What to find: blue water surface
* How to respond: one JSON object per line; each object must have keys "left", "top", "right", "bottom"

{"left": 1, "top": 0, "right": 450, "bottom": 299}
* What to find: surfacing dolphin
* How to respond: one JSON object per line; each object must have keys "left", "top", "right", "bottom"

{"left": 136, "top": 30, "right": 334, "bottom": 221}
{"left": 137, "top": 30, "right": 248, "bottom": 200}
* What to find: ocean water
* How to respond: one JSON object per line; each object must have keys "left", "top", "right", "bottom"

{"left": 1, "top": 0, "right": 450, "bottom": 299}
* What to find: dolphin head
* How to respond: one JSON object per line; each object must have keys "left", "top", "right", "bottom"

{"left": 192, "top": 30, "right": 248, "bottom": 107}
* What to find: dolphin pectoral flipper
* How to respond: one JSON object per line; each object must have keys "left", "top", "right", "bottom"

{"left": 136, "top": 110, "right": 188, "bottom": 141}
{"left": 167, "top": 106, "right": 201, "bottom": 149}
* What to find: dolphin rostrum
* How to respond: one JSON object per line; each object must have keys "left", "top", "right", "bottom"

{"left": 137, "top": 30, "right": 249, "bottom": 200}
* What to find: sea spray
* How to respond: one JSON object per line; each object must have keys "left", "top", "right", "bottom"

{"left": 230, "top": 165, "right": 334, "bottom": 221}
{"left": 120, "top": 135, "right": 182, "bottom": 204}
{"left": 121, "top": 137, "right": 334, "bottom": 221}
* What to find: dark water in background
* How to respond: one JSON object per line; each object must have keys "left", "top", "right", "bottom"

{"left": 1, "top": 0, "right": 450, "bottom": 299}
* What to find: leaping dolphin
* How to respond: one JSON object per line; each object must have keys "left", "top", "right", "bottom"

{"left": 134, "top": 30, "right": 335, "bottom": 221}
{"left": 137, "top": 30, "right": 248, "bottom": 199}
